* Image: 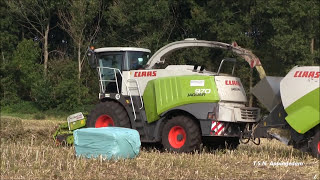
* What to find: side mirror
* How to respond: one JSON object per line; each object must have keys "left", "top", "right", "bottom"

{"left": 87, "top": 47, "right": 96, "bottom": 69}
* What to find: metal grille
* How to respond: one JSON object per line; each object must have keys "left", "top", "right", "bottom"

{"left": 240, "top": 107, "right": 260, "bottom": 121}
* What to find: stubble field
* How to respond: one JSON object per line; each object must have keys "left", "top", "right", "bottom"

{"left": 1, "top": 116, "right": 319, "bottom": 180}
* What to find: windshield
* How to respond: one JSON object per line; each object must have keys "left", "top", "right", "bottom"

{"left": 97, "top": 53, "right": 123, "bottom": 69}
{"left": 128, "top": 51, "right": 150, "bottom": 70}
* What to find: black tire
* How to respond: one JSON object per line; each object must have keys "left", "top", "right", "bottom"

{"left": 86, "top": 101, "right": 131, "bottom": 128}
{"left": 310, "top": 130, "right": 320, "bottom": 159}
{"left": 161, "top": 115, "right": 201, "bottom": 153}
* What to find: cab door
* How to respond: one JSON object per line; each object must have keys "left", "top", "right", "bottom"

{"left": 97, "top": 52, "right": 124, "bottom": 93}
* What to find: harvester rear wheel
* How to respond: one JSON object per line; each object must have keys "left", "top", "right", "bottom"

{"left": 162, "top": 115, "right": 201, "bottom": 153}
{"left": 86, "top": 101, "right": 131, "bottom": 128}
{"left": 310, "top": 130, "right": 320, "bottom": 159}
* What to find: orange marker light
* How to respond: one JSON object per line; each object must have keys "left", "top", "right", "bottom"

{"left": 90, "top": 46, "right": 95, "bottom": 50}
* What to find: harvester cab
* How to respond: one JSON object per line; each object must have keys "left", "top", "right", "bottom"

{"left": 84, "top": 39, "right": 262, "bottom": 152}
{"left": 87, "top": 47, "right": 151, "bottom": 94}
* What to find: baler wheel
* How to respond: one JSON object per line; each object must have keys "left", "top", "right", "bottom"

{"left": 86, "top": 101, "right": 131, "bottom": 128}
{"left": 162, "top": 115, "right": 201, "bottom": 152}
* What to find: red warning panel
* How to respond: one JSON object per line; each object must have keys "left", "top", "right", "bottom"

{"left": 210, "top": 121, "right": 225, "bottom": 136}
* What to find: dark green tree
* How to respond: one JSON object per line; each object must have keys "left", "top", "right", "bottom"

{"left": 101, "top": 0, "right": 175, "bottom": 51}
{"left": 2, "top": 39, "right": 42, "bottom": 104}
{"left": 0, "top": 1, "right": 20, "bottom": 64}
{"left": 58, "top": 0, "right": 103, "bottom": 80}
{"left": 253, "top": 0, "right": 319, "bottom": 74}
{"left": 6, "top": 0, "right": 61, "bottom": 76}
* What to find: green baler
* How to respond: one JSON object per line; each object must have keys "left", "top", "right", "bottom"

{"left": 252, "top": 66, "right": 320, "bottom": 158}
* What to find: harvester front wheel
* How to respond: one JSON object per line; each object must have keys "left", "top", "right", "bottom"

{"left": 310, "top": 130, "right": 320, "bottom": 159}
{"left": 162, "top": 115, "right": 201, "bottom": 153}
{"left": 86, "top": 101, "right": 131, "bottom": 128}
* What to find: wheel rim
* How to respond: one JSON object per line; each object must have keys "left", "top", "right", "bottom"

{"left": 317, "top": 141, "right": 320, "bottom": 154}
{"left": 168, "top": 126, "right": 186, "bottom": 149}
{"left": 95, "top": 115, "right": 114, "bottom": 128}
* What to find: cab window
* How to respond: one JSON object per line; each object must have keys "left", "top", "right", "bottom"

{"left": 128, "top": 51, "right": 150, "bottom": 70}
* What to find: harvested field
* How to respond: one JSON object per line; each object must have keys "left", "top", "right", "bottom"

{"left": 1, "top": 116, "right": 319, "bottom": 180}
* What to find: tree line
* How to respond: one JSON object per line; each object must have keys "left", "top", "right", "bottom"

{"left": 1, "top": 0, "right": 319, "bottom": 113}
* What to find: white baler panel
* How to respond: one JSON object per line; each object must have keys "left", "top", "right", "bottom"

{"left": 215, "top": 76, "right": 247, "bottom": 103}
{"left": 280, "top": 66, "right": 320, "bottom": 109}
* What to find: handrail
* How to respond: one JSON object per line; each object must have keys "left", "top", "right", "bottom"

{"left": 127, "top": 79, "right": 144, "bottom": 110}
{"left": 114, "top": 69, "right": 119, "bottom": 93}
{"left": 217, "top": 58, "right": 236, "bottom": 76}
{"left": 97, "top": 66, "right": 137, "bottom": 120}
{"left": 97, "top": 67, "right": 105, "bottom": 93}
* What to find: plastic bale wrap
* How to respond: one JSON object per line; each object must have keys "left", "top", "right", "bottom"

{"left": 73, "top": 127, "right": 141, "bottom": 160}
